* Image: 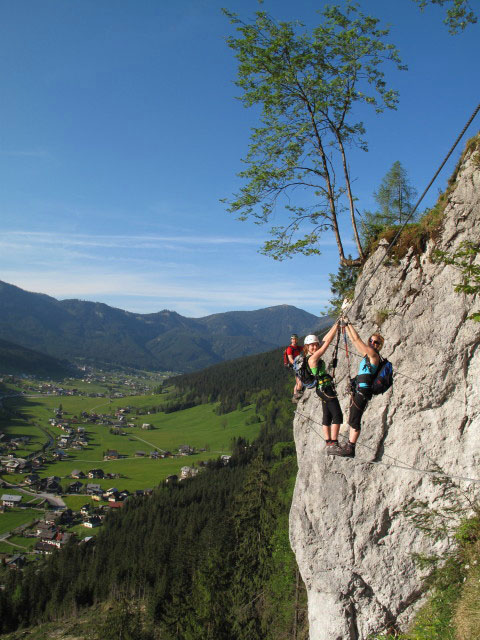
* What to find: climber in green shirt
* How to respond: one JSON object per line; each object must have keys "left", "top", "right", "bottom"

{"left": 302, "top": 321, "right": 344, "bottom": 454}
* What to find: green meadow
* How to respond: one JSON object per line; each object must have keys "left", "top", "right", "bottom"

{"left": 0, "top": 509, "right": 42, "bottom": 536}
{"left": 4, "top": 535, "right": 37, "bottom": 550}
{"left": 1, "top": 394, "right": 263, "bottom": 491}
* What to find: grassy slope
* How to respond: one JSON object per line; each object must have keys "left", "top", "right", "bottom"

{"left": 1, "top": 394, "right": 262, "bottom": 492}
{"left": 0, "top": 508, "right": 42, "bottom": 536}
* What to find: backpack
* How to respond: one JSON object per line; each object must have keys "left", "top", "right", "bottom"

{"left": 292, "top": 353, "right": 316, "bottom": 386}
{"left": 372, "top": 357, "right": 393, "bottom": 395}
{"left": 352, "top": 356, "right": 393, "bottom": 396}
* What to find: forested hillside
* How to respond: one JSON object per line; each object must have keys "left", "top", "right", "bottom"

{"left": 171, "top": 345, "right": 291, "bottom": 413}
{"left": 0, "top": 338, "right": 75, "bottom": 378}
{"left": 0, "top": 349, "right": 309, "bottom": 639}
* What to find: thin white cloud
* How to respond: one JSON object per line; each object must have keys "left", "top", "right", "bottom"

{"left": 1, "top": 230, "right": 351, "bottom": 251}
{"left": 0, "top": 230, "right": 261, "bottom": 249}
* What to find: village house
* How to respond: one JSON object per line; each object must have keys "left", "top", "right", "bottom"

{"left": 39, "top": 528, "right": 57, "bottom": 543}
{"left": 104, "top": 450, "right": 120, "bottom": 460}
{"left": 39, "top": 476, "right": 62, "bottom": 493}
{"left": 70, "top": 469, "right": 85, "bottom": 479}
{"left": 35, "top": 521, "right": 55, "bottom": 537}
{"left": 86, "top": 483, "right": 102, "bottom": 496}
{"left": 179, "top": 466, "right": 199, "bottom": 480}
{"left": 2, "top": 494, "right": 22, "bottom": 508}
{"left": 141, "top": 423, "right": 153, "bottom": 430}
{"left": 178, "top": 445, "right": 194, "bottom": 456}
{"left": 42, "top": 511, "right": 58, "bottom": 526}
{"left": 5, "top": 458, "right": 30, "bottom": 473}
{"left": 52, "top": 449, "right": 68, "bottom": 459}
{"left": 83, "top": 516, "right": 102, "bottom": 528}
{"left": 35, "top": 541, "right": 55, "bottom": 554}
{"left": 45, "top": 532, "right": 73, "bottom": 549}
{"left": 5, "top": 554, "right": 26, "bottom": 569}
{"left": 68, "top": 481, "right": 84, "bottom": 493}
{"left": 87, "top": 468, "right": 105, "bottom": 479}
{"left": 107, "top": 501, "right": 124, "bottom": 509}
{"left": 57, "top": 509, "right": 74, "bottom": 525}
{"left": 24, "top": 473, "right": 40, "bottom": 485}
{"left": 135, "top": 451, "right": 146, "bottom": 458}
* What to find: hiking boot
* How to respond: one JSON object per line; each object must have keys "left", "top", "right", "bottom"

{"left": 339, "top": 442, "right": 356, "bottom": 458}
{"left": 327, "top": 442, "right": 356, "bottom": 458}
{"left": 291, "top": 391, "right": 303, "bottom": 404}
{"left": 326, "top": 442, "right": 343, "bottom": 456}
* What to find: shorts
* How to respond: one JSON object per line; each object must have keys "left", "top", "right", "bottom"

{"left": 316, "top": 385, "right": 343, "bottom": 426}
{"left": 348, "top": 389, "right": 373, "bottom": 431}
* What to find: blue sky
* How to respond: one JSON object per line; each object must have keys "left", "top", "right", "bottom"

{"left": 0, "top": 0, "right": 478, "bottom": 318}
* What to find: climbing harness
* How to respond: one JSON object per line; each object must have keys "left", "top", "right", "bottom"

{"left": 295, "top": 409, "right": 480, "bottom": 485}
{"left": 336, "top": 343, "right": 466, "bottom": 407}
{"left": 341, "top": 325, "right": 354, "bottom": 399}
{"left": 328, "top": 324, "right": 341, "bottom": 380}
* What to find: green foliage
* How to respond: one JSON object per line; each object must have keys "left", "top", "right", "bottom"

{"left": 0, "top": 338, "right": 74, "bottom": 378}
{"left": 0, "top": 353, "right": 308, "bottom": 639}
{"left": 375, "top": 308, "right": 395, "bottom": 327}
{"left": 373, "top": 203, "right": 445, "bottom": 261}
{"left": 92, "top": 597, "right": 154, "bottom": 640}
{"left": 433, "top": 241, "right": 480, "bottom": 321}
{"left": 172, "top": 345, "right": 292, "bottom": 414}
{"left": 374, "top": 473, "right": 480, "bottom": 640}
{"left": 412, "top": 0, "right": 477, "bottom": 34}
{"left": 223, "top": 3, "right": 405, "bottom": 264}
{"left": 328, "top": 257, "right": 360, "bottom": 315}
{"left": 361, "top": 161, "right": 417, "bottom": 251}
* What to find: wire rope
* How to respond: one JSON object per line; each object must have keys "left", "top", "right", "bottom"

{"left": 294, "top": 409, "right": 480, "bottom": 485}
{"left": 343, "top": 102, "right": 480, "bottom": 318}
{"left": 334, "top": 343, "right": 467, "bottom": 407}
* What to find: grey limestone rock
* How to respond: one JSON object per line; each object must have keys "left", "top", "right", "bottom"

{"left": 289, "top": 140, "right": 480, "bottom": 639}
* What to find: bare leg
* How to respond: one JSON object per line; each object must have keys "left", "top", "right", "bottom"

{"left": 323, "top": 425, "right": 331, "bottom": 441}
{"left": 348, "top": 427, "right": 359, "bottom": 444}
{"left": 331, "top": 423, "right": 340, "bottom": 441}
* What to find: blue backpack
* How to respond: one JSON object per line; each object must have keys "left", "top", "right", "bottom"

{"left": 372, "top": 357, "right": 394, "bottom": 395}
{"left": 351, "top": 356, "right": 393, "bottom": 395}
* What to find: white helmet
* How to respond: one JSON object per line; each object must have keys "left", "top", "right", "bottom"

{"left": 304, "top": 334, "right": 320, "bottom": 345}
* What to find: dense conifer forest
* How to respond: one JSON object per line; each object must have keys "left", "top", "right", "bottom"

{"left": 0, "top": 349, "right": 309, "bottom": 639}
{"left": 170, "top": 346, "right": 291, "bottom": 413}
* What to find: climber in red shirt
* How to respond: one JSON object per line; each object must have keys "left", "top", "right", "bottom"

{"left": 286, "top": 334, "right": 303, "bottom": 403}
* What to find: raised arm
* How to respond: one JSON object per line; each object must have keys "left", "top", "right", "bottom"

{"left": 345, "top": 321, "right": 378, "bottom": 362}
{"left": 308, "top": 321, "right": 339, "bottom": 368}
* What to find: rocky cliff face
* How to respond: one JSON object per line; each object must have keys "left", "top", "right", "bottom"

{"left": 289, "top": 137, "right": 480, "bottom": 640}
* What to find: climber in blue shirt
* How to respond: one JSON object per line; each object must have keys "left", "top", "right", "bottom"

{"left": 331, "top": 319, "right": 384, "bottom": 458}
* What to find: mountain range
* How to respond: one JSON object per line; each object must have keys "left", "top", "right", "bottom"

{"left": 0, "top": 280, "right": 330, "bottom": 372}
